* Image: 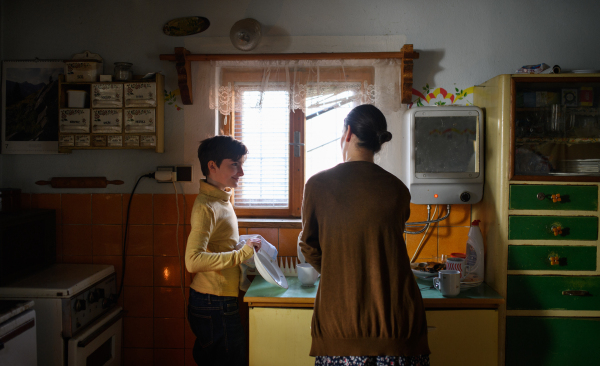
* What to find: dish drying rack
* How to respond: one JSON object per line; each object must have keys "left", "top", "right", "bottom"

{"left": 249, "top": 256, "right": 300, "bottom": 276}
{"left": 278, "top": 257, "right": 301, "bottom": 276}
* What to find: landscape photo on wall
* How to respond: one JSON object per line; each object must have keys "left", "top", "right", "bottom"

{"left": 2, "top": 60, "right": 63, "bottom": 154}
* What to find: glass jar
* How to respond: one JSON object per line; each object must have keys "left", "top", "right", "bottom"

{"left": 113, "top": 62, "right": 133, "bottom": 81}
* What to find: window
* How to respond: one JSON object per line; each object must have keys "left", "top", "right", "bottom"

{"left": 209, "top": 59, "right": 403, "bottom": 217}
{"left": 234, "top": 88, "right": 290, "bottom": 209}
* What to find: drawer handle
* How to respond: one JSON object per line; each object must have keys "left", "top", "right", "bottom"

{"left": 551, "top": 225, "right": 563, "bottom": 236}
{"left": 562, "top": 290, "right": 589, "bottom": 296}
{"left": 536, "top": 193, "right": 563, "bottom": 202}
{"left": 549, "top": 256, "right": 560, "bottom": 265}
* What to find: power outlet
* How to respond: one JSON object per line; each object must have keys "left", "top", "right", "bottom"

{"left": 156, "top": 166, "right": 175, "bottom": 183}
{"left": 176, "top": 166, "right": 193, "bottom": 182}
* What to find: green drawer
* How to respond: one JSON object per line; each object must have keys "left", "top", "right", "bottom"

{"left": 508, "top": 216, "right": 598, "bottom": 240}
{"left": 508, "top": 245, "right": 597, "bottom": 271}
{"left": 507, "top": 275, "right": 600, "bottom": 310}
{"left": 510, "top": 184, "right": 598, "bottom": 211}
{"left": 506, "top": 316, "right": 600, "bottom": 366}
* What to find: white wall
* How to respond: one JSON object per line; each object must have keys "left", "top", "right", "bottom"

{"left": 2, "top": 0, "right": 600, "bottom": 193}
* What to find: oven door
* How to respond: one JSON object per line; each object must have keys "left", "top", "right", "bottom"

{"left": 67, "top": 307, "right": 122, "bottom": 366}
{"left": 0, "top": 309, "right": 37, "bottom": 366}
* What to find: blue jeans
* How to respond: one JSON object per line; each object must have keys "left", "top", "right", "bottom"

{"left": 188, "top": 289, "right": 245, "bottom": 366}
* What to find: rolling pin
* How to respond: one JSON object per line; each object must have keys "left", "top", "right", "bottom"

{"left": 35, "top": 177, "right": 124, "bottom": 188}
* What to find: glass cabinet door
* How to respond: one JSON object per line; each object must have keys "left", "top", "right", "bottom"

{"left": 512, "top": 77, "right": 600, "bottom": 181}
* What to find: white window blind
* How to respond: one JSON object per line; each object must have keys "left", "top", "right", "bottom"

{"left": 305, "top": 88, "right": 357, "bottom": 182}
{"left": 233, "top": 89, "right": 289, "bottom": 208}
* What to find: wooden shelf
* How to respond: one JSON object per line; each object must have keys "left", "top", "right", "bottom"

{"left": 57, "top": 74, "right": 164, "bottom": 153}
{"left": 159, "top": 44, "right": 419, "bottom": 105}
{"left": 516, "top": 107, "right": 600, "bottom": 115}
{"left": 516, "top": 137, "right": 600, "bottom": 144}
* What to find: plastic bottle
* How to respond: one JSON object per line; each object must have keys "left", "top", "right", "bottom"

{"left": 464, "top": 220, "right": 484, "bottom": 283}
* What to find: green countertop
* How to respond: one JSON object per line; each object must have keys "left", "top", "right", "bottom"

{"left": 244, "top": 276, "right": 504, "bottom": 308}
{"left": 245, "top": 276, "right": 320, "bottom": 300}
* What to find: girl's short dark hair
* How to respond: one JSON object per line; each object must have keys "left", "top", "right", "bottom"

{"left": 197, "top": 135, "right": 248, "bottom": 177}
{"left": 344, "top": 104, "right": 392, "bottom": 153}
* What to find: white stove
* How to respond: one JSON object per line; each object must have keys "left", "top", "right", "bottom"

{"left": 0, "top": 264, "right": 122, "bottom": 366}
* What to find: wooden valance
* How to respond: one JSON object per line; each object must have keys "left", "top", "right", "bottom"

{"left": 159, "top": 44, "right": 418, "bottom": 105}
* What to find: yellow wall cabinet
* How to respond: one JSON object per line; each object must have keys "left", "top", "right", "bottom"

{"left": 473, "top": 74, "right": 600, "bottom": 366}
{"left": 248, "top": 307, "right": 498, "bottom": 366}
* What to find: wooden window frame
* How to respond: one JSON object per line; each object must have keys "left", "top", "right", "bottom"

{"left": 220, "top": 66, "right": 374, "bottom": 218}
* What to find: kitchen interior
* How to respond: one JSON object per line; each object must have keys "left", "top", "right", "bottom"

{"left": 1, "top": 1, "right": 599, "bottom": 366}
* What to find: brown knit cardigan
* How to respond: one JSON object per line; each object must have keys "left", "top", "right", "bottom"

{"left": 299, "top": 161, "right": 430, "bottom": 357}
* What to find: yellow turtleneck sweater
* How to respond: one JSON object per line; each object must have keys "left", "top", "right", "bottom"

{"left": 185, "top": 180, "right": 254, "bottom": 297}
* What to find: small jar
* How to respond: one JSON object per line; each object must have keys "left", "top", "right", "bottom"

{"left": 113, "top": 62, "right": 133, "bottom": 81}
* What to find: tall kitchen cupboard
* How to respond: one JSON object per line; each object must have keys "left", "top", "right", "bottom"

{"left": 473, "top": 74, "right": 600, "bottom": 366}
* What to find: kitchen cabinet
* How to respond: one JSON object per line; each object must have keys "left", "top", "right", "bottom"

{"left": 244, "top": 276, "right": 503, "bottom": 366}
{"left": 473, "top": 74, "right": 600, "bottom": 366}
{"left": 57, "top": 74, "right": 164, "bottom": 153}
{"left": 505, "top": 317, "right": 600, "bottom": 366}
{"left": 249, "top": 307, "right": 313, "bottom": 366}
{"left": 509, "top": 76, "right": 600, "bottom": 181}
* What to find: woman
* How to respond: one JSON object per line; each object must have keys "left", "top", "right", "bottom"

{"left": 299, "top": 104, "right": 430, "bottom": 366}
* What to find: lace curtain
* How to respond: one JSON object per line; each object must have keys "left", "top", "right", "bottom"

{"left": 204, "top": 59, "right": 404, "bottom": 115}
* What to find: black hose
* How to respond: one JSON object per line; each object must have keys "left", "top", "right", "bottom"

{"left": 116, "top": 173, "right": 154, "bottom": 300}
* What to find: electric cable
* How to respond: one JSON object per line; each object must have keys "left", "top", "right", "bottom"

{"left": 117, "top": 172, "right": 154, "bottom": 301}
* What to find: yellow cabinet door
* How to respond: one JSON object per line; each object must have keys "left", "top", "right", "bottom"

{"left": 249, "top": 308, "right": 314, "bottom": 366}
{"left": 249, "top": 308, "right": 498, "bottom": 366}
{"left": 426, "top": 310, "right": 498, "bottom": 366}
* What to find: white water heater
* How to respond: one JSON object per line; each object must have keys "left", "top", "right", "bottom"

{"left": 404, "top": 106, "right": 484, "bottom": 204}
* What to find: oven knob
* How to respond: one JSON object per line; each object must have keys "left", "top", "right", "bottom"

{"left": 88, "top": 291, "right": 97, "bottom": 303}
{"left": 102, "top": 293, "right": 117, "bottom": 309}
{"left": 96, "top": 288, "right": 105, "bottom": 299}
{"left": 102, "top": 297, "right": 113, "bottom": 309}
{"left": 460, "top": 192, "right": 471, "bottom": 202}
{"left": 74, "top": 299, "right": 86, "bottom": 312}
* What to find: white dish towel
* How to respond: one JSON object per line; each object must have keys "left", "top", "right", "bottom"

{"left": 236, "top": 234, "right": 278, "bottom": 291}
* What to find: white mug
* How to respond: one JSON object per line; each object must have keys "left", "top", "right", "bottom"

{"left": 433, "top": 270, "right": 461, "bottom": 297}
{"left": 297, "top": 263, "right": 319, "bottom": 286}
{"left": 446, "top": 257, "right": 469, "bottom": 280}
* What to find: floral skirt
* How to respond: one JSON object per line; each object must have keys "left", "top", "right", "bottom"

{"left": 315, "top": 355, "right": 430, "bottom": 366}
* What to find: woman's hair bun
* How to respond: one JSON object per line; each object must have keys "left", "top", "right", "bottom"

{"left": 378, "top": 131, "right": 392, "bottom": 144}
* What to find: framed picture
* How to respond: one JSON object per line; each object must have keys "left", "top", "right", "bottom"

{"left": 2, "top": 60, "right": 63, "bottom": 154}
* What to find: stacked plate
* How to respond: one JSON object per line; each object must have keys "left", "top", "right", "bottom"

{"left": 561, "top": 159, "right": 600, "bottom": 174}
{"left": 572, "top": 70, "right": 600, "bottom": 73}
{"left": 460, "top": 280, "right": 483, "bottom": 289}
{"left": 410, "top": 264, "right": 439, "bottom": 280}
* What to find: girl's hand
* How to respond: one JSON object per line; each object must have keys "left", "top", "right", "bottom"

{"left": 245, "top": 238, "right": 262, "bottom": 251}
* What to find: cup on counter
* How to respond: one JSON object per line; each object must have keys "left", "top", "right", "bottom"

{"left": 433, "top": 270, "right": 461, "bottom": 297}
{"left": 446, "top": 257, "right": 468, "bottom": 280}
{"left": 297, "top": 263, "right": 319, "bottom": 287}
{"left": 435, "top": 254, "right": 448, "bottom": 264}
